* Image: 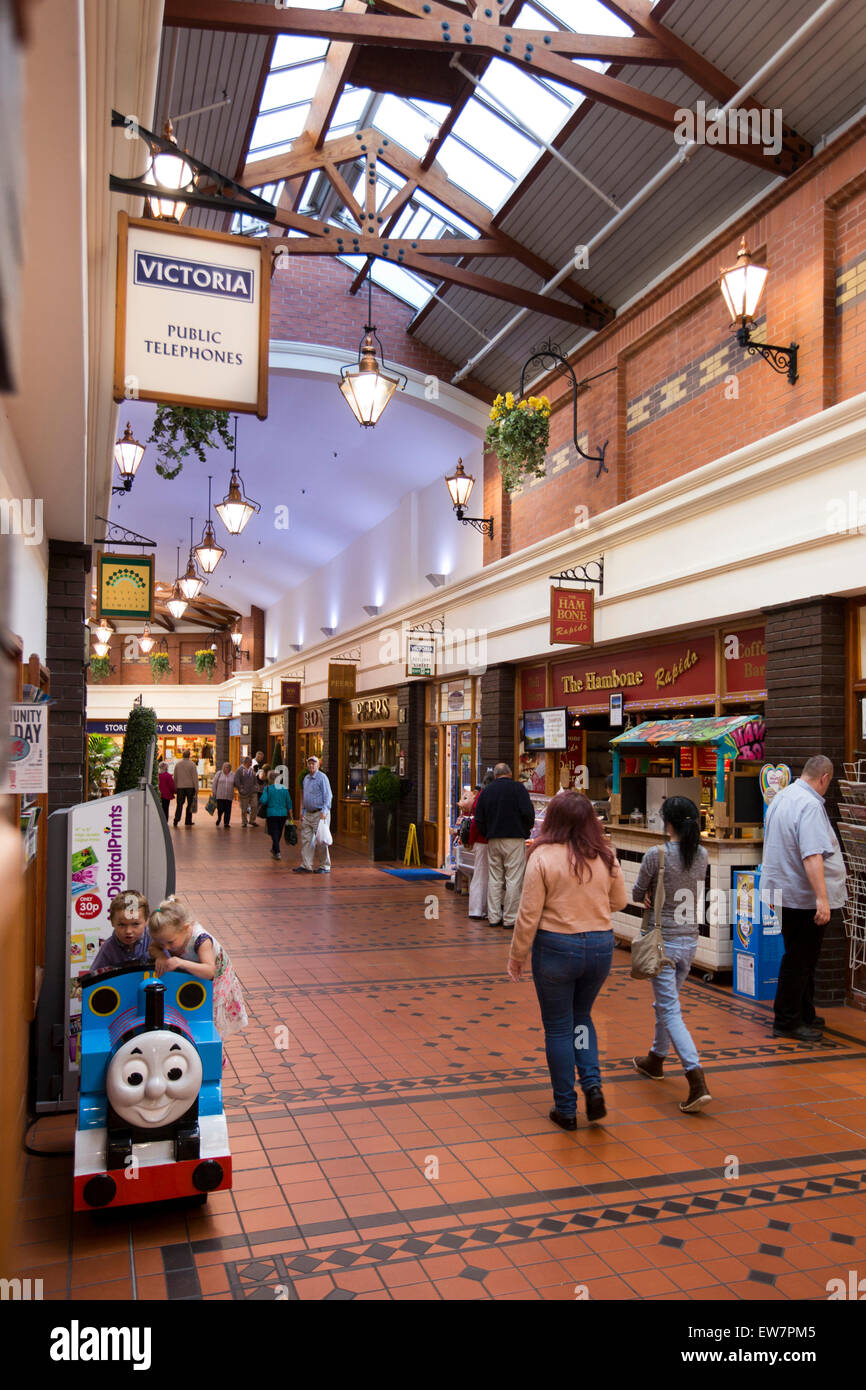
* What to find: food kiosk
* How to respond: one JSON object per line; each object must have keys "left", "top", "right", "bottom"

{"left": 608, "top": 716, "right": 765, "bottom": 974}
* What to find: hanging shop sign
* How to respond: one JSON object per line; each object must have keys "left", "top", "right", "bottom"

{"left": 722, "top": 625, "right": 767, "bottom": 699}
{"left": 406, "top": 634, "right": 436, "bottom": 678}
{"left": 114, "top": 214, "right": 269, "bottom": 416}
{"left": 97, "top": 552, "right": 154, "bottom": 620}
{"left": 552, "top": 635, "right": 716, "bottom": 714}
{"left": 2, "top": 702, "right": 48, "bottom": 794}
{"left": 250, "top": 688, "right": 269, "bottom": 713}
{"left": 550, "top": 587, "right": 594, "bottom": 646}
{"left": 280, "top": 680, "right": 301, "bottom": 706}
{"left": 329, "top": 663, "right": 357, "bottom": 699}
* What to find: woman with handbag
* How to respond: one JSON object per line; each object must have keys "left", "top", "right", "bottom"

{"left": 631, "top": 796, "right": 712, "bottom": 1113}
{"left": 508, "top": 791, "right": 627, "bottom": 1130}
{"left": 258, "top": 771, "right": 293, "bottom": 861}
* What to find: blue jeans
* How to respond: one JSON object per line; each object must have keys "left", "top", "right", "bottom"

{"left": 531, "top": 929, "right": 614, "bottom": 1116}
{"left": 649, "top": 936, "right": 700, "bottom": 1072}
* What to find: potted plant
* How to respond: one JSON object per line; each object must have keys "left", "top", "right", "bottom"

{"left": 89, "top": 655, "right": 111, "bottom": 683}
{"left": 149, "top": 652, "right": 172, "bottom": 683}
{"left": 365, "top": 767, "right": 401, "bottom": 861}
{"left": 195, "top": 648, "right": 217, "bottom": 681}
{"left": 148, "top": 404, "right": 234, "bottom": 480}
{"left": 484, "top": 391, "right": 552, "bottom": 492}
{"left": 115, "top": 704, "right": 160, "bottom": 795}
{"left": 87, "top": 734, "right": 120, "bottom": 799}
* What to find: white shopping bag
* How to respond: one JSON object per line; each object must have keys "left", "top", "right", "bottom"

{"left": 315, "top": 814, "right": 333, "bottom": 847}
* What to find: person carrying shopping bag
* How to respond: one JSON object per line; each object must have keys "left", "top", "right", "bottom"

{"left": 294, "top": 755, "right": 333, "bottom": 874}
{"left": 631, "top": 795, "right": 712, "bottom": 1113}
{"left": 258, "top": 771, "right": 293, "bottom": 861}
{"left": 508, "top": 791, "right": 627, "bottom": 1130}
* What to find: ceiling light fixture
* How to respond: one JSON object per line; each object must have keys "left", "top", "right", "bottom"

{"left": 444, "top": 460, "right": 494, "bottom": 538}
{"left": 179, "top": 516, "right": 206, "bottom": 600}
{"left": 166, "top": 545, "right": 189, "bottom": 621}
{"left": 194, "top": 476, "right": 227, "bottom": 574}
{"left": 338, "top": 268, "right": 407, "bottom": 427}
{"left": 719, "top": 236, "right": 798, "bottom": 384}
{"left": 215, "top": 417, "right": 261, "bottom": 535}
{"left": 289, "top": 643, "right": 303, "bottom": 653}
{"left": 320, "top": 627, "right": 336, "bottom": 638}
{"left": 112, "top": 422, "right": 146, "bottom": 494}
{"left": 138, "top": 621, "right": 155, "bottom": 655}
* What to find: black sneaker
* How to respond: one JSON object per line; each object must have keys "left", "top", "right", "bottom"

{"left": 585, "top": 1087, "right": 607, "bottom": 1124}
{"left": 292, "top": 866, "right": 312, "bottom": 874}
{"left": 549, "top": 1109, "right": 577, "bottom": 1131}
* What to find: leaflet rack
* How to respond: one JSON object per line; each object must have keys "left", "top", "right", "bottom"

{"left": 838, "top": 762, "right": 866, "bottom": 972}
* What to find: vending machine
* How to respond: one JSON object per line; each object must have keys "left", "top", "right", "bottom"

{"left": 732, "top": 865, "right": 784, "bottom": 1000}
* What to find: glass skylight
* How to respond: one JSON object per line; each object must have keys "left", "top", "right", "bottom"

{"left": 231, "top": 183, "right": 284, "bottom": 238}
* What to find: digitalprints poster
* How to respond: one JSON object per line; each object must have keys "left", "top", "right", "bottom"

{"left": 66, "top": 797, "right": 129, "bottom": 1063}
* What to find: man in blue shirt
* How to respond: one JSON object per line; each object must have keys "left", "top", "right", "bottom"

{"left": 294, "top": 755, "right": 333, "bottom": 874}
{"left": 761, "top": 755, "right": 847, "bottom": 1041}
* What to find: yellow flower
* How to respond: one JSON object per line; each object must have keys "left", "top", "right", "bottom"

{"left": 493, "top": 393, "right": 503, "bottom": 406}
{"left": 505, "top": 391, "right": 514, "bottom": 409}
{"left": 517, "top": 400, "right": 528, "bottom": 410}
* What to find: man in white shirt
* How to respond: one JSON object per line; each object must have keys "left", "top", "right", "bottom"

{"left": 761, "top": 755, "right": 847, "bottom": 1041}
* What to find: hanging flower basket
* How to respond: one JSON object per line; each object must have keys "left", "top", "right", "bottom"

{"left": 148, "top": 405, "right": 234, "bottom": 480}
{"left": 89, "top": 655, "right": 111, "bottom": 683}
{"left": 149, "top": 652, "right": 172, "bottom": 683}
{"left": 195, "top": 649, "right": 217, "bottom": 681}
{"left": 484, "top": 391, "right": 552, "bottom": 493}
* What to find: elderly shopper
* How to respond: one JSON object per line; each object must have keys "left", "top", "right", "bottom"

{"left": 212, "top": 762, "right": 235, "bottom": 827}
{"left": 761, "top": 754, "right": 848, "bottom": 1041}
{"left": 474, "top": 763, "right": 535, "bottom": 928}
{"left": 294, "top": 755, "right": 333, "bottom": 874}
{"left": 172, "top": 748, "right": 198, "bottom": 827}
{"left": 234, "top": 756, "right": 259, "bottom": 827}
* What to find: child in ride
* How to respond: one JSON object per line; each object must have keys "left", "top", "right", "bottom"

{"left": 147, "top": 895, "right": 248, "bottom": 1039}
{"left": 91, "top": 891, "right": 151, "bottom": 971}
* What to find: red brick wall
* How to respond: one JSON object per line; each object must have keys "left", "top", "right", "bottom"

{"left": 496, "top": 120, "right": 866, "bottom": 558}
{"left": 87, "top": 632, "right": 234, "bottom": 687}
{"left": 269, "top": 256, "right": 488, "bottom": 399}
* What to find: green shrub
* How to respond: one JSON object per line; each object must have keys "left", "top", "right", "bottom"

{"left": 115, "top": 705, "right": 160, "bottom": 795}
{"left": 366, "top": 768, "right": 401, "bottom": 805}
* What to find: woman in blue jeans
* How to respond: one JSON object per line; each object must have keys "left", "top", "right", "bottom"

{"left": 508, "top": 792, "right": 627, "bottom": 1130}
{"left": 632, "top": 796, "right": 712, "bottom": 1113}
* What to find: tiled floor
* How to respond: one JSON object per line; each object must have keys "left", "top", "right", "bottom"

{"left": 15, "top": 823, "right": 866, "bottom": 1301}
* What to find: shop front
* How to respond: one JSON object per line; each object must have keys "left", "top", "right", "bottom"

{"left": 517, "top": 623, "right": 768, "bottom": 972}
{"left": 423, "top": 676, "right": 482, "bottom": 867}
{"left": 268, "top": 711, "right": 287, "bottom": 768}
{"left": 296, "top": 703, "right": 325, "bottom": 799}
{"left": 87, "top": 719, "right": 217, "bottom": 793}
{"left": 339, "top": 690, "right": 398, "bottom": 839}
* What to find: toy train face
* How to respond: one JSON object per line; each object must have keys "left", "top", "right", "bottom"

{"left": 74, "top": 964, "right": 232, "bottom": 1211}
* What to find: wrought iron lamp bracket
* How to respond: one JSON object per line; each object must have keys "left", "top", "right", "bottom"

{"left": 454, "top": 507, "right": 494, "bottom": 538}
{"left": 519, "top": 341, "right": 609, "bottom": 478}
{"left": 333, "top": 648, "right": 361, "bottom": 664}
{"left": 407, "top": 617, "right": 446, "bottom": 637}
{"left": 93, "top": 516, "right": 156, "bottom": 548}
{"left": 735, "top": 324, "right": 798, "bottom": 384}
{"left": 550, "top": 558, "right": 604, "bottom": 596}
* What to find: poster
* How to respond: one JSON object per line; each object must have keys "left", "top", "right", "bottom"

{"left": 2, "top": 702, "right": 48, "bottom": 793}
{"left": 66, "top": 796, "right": 129, "bottom": 1064}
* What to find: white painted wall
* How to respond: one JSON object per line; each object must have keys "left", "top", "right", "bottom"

{"left": 0, "top": 404, "right": 48, "bottom": 658}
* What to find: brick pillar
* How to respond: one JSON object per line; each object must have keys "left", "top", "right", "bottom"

{"left": 483, "top": 450, "right": 510, "bottom": 564}
{"left": 762, "top": 597, "right": 847, "bottom": 1007}
{"left": 214, "top": 718, "right": 229, "bottom": 768}
{"left": 397, "top": 681, "right": 425, "bottom": 849}
{"left": 320, "top": 698, "right": 341, "bottom": 792}
{"left": 285, "top": 707, "right": 297, "bottom": 789}
{"left": 480, "top": 665, "right": 516, "bottom": 771}
{"left": 47, "top": 540, "right": 91, "bottom": 815}
{"left": 249, "top": 713, "right": 268, "bottom": 762}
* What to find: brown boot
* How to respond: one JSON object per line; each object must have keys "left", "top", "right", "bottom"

{"left": 680, "top": 1066, "right": 712, "bottom": 1113}
{"left": 632, "top": 1052, "right": 665, "bottom": 1080}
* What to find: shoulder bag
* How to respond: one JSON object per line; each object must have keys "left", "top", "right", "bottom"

{"left": 630, "top": 844, "right": 671, "bottom": 980}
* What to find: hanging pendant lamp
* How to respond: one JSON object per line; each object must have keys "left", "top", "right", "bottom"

{"left": 166, "top": 545, "right": 189, "bottom": 621}
{"left": 338, "top": 269, "right": 407, "bottom": 427}
{"left": 138, "top": 621, "right": 155, "bottom": 655}
{"left": 194, "top": 476, "right": 226, "bottom": 574}
{"left": 215, "top": 417, "right": 261, "bottom": 535}
{"left": 179, "top": 516, "right": 205, "bottom": 600}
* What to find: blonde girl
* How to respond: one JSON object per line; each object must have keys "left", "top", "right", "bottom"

{"left": 147, "top": 895, "right": 248, "bottom": 1038}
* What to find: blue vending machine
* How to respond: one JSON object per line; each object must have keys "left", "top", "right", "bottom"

{"left": 732, "top": 865, "right": 785, "bottom": 1000}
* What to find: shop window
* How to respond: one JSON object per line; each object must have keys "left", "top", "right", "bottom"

{"left": 439, "top": 678, "right": 473, "bottom": 722}
{"left": 426, "top": 728, "right": 439, "bottom": 822}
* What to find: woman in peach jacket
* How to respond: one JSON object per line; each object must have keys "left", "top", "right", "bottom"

{"left": 508, "top": 791, "right": 627, "bottom": 1131}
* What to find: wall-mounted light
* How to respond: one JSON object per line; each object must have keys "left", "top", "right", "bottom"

{"left": 321, "top": 627, "right": 336, "bottom": 638}
{"left": 112, "top": 422, "right": 146, "bottom": 494}
{"left": 363, "top": 605, "right": 382, "bottom": 617}
{"left": 230, "top": 626, "right": 250, "bottom": 663}
{"left": 719, "top": 236, "right": 798, "bottom": 384}
{"left": 425, "top": 573, "right": 447, "bottom": 589}
{"left": 143, "top": 119, "right": 197, "bottom": 223}
{"left": 444, "top": 460, "right": 494, "bottom": 538}
{"left": 289, "top": 643, "right": 303, "bottom": 653}
{"left": 338, "top": 269, "right": 407, "bottom": 427}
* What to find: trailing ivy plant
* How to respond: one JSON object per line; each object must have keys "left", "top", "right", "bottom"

{"left": 148, "top": 405, "right": 234, "bottom": 480}
{"left": 149, "top": 652, "right": 172, "bottom": 683}
{"left": 89, "top": 655, "right": 111, "bottom": 683}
